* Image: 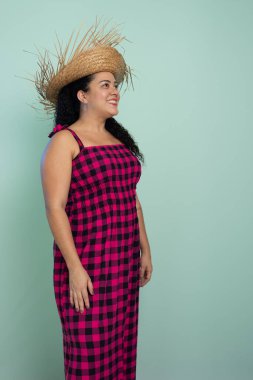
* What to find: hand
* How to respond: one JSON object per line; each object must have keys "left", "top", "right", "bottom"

{"left": 139, "top": 251, "right": 153, "bottom": 287}
{"left": 69, "top": 264, "right": 94, "bottom": 313}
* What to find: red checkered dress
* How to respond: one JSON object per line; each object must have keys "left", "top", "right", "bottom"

{"left": 51, "top": 126, "right": 142, "bottom": 379}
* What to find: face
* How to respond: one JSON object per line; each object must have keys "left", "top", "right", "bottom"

{"left": 78, "top": 71, "right": 120, "bottom": 118}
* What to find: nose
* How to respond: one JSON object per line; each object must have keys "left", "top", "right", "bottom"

{"left": 112, "top": 86, "right": 120, "bottom": 98}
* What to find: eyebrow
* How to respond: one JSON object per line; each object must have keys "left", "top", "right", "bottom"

{"left": 99, "top": 80, "right": 118, "bottom": 84}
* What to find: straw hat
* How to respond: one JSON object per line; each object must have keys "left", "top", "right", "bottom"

{"left": 21, "top": 16, "right": 135, "bottom": 117}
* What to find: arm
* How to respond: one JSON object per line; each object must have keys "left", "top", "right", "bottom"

{"left": 41, "top": 131, "right": 94, "bottom": 312}
{"left": 136, "top": 192, "right": 151, "bottom": 258}
{"left": 136, "top": 192, "right": 153, "bottom": 286}
{"left": 40, "top": 131, "right": 83, "bottom": 271}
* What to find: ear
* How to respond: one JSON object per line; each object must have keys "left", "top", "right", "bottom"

{"left": 77, "top": 89, "right": 88, "bottom": 104}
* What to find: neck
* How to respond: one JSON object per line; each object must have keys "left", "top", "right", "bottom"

{"left": 77, "top": 111, "right": 107, "bottom": 133}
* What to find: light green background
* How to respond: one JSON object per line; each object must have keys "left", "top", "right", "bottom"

{"left": 1, "top": 1, "right": 253, "bottom": 379}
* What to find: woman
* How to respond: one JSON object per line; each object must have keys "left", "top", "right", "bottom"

{"left": 37, "top": 18, "right": 152, "bottom": 379}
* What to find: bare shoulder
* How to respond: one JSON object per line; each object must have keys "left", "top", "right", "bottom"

{"left": 41, "top": 130, "right": 77, "bottom": 163}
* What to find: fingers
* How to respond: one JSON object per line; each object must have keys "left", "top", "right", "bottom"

{"left": 81, "top": 288, "right": 90, "bottom": 310}
{"left": 70, "top": 288, "right": 74, "bottom": 306}
{"left": 88, "top": 279, "right": 95, "bottom": 296}
{"left": 139, "top": 265, "right": 146, "bottom": 286}
{"left": 145, "top": 269, "right": 152, "bottom": 281}
{"left": 139, "top": 265, "right": 153, "bottom": 287}
{"left": 73, "top": 291, "right": 81, "bottom": 312}
{"left": 71, "top": 289, "right": 90, "bottom": 313}
{"left": 69, "top": 278, "right": 95, "bottom": 313}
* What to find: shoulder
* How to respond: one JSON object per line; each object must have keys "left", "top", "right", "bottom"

{"left": 50, "top": 129, "right": 74, "bottom": 144}
{"left": 42, "top": 130, "right": 76, "bottom": 162}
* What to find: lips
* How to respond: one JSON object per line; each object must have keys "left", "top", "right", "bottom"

{"left": 107, "top": 99, "right": 118, "bottom": 105}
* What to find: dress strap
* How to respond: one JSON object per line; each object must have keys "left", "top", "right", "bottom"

{"left": 65, "top": 128, "right": 85, "bottom": 151}
{"left": 48, "top": 124, "right": 85, "bottom": 151}
{"left": 48, "top": 123, "right": 69, "bottom": 138}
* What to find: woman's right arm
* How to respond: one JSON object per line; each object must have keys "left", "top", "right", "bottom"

{"left": 40, "top": 131, "right": 94, "bottom": 313}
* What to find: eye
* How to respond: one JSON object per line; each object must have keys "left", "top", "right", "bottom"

{"left": 102, "top": 83, "right": 119, "bottom": 89}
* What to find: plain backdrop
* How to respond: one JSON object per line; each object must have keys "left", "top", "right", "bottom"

{"left": 1, "top": 1, "right": 253, "bottom": 379}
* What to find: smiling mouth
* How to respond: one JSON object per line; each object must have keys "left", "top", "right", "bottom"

{"left": 107, "top": 101, "right": 118, "bottom": 106}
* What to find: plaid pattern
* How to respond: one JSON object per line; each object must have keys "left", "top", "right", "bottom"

{"left": 53, "top": 127, "right": 142, "bottom": 379}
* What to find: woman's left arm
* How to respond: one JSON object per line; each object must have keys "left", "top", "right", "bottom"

{"left": 136, "top": 192, "right": 153, "bottom": 287}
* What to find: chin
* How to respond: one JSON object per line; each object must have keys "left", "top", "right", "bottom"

{"left": 106, "top": 109, "right": 119, "bottom": 118}
{"left": 112, "top": 109, "right": 119, "bottom": 116}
